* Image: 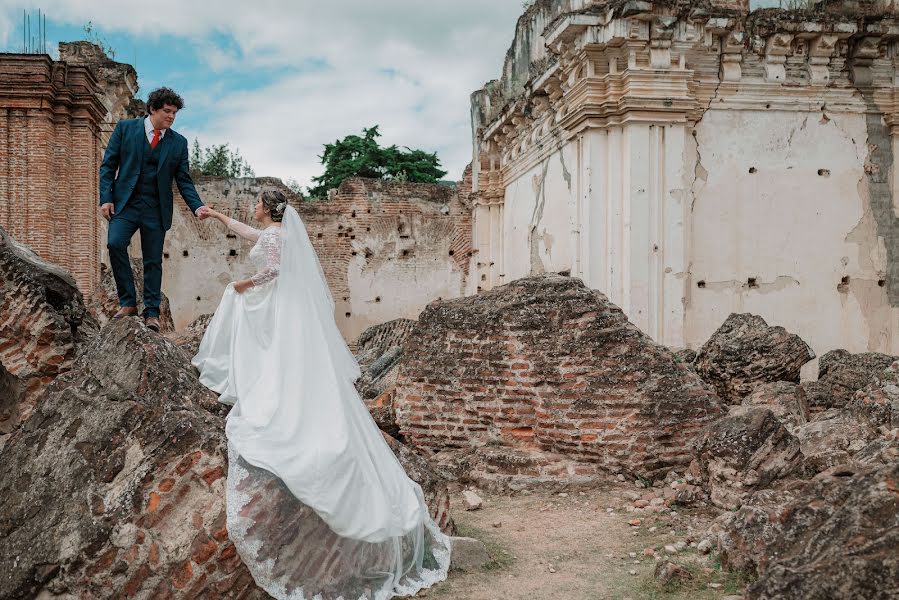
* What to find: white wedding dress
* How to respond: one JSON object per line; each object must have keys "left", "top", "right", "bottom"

{"left": 192, "top": 207, "right": 451, "bottom": 600}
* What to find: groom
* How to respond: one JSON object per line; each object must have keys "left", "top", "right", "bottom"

{"left": 99, "top": 87, "right": 209, "bottom": 331}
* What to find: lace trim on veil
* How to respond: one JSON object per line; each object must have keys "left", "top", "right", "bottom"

{"left": 227, "top": 443, "right": 451, "bottom": 600}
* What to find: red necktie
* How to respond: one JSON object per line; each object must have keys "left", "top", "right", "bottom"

{"left": 150, "top": 129, "right": 161, "bottom": 149}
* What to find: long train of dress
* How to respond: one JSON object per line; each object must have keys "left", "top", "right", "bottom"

{"left": 192, "top": 209, "right": 451, "bottom": 599}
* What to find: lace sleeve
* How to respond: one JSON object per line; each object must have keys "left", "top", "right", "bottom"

{"left": 228, "top": 218, "right": 262, "bottom": 242}
{"left": 250, "top": 229, "right": 282, "bottom": 286}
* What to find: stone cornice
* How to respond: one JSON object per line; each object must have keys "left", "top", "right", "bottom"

{"left": 474, "top": 6, "right": 899, "bottom": 185}
{"left": 0, "top": 54, "right": 106, "bottom": 124}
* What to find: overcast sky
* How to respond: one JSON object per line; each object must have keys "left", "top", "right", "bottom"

{"left": 1, "top": 2, "right": 524, "bottom": 187}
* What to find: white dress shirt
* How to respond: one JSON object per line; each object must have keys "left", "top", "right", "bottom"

{"left": 141, "top": 117, "right": 205, "bottom": 217}
{"left": 144, "top": 117, "right": 167, "bottom": 144}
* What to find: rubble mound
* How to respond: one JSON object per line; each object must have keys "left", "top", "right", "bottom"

{"left": 393, "top": 274, "right": 722, "bottom": 484}
{"left": 170, "top": 313, "right": 213, "bottom": 359}
{"left": 0, "top": 319, "right": 249, "bottom": 598}
{"left": 694, "top": 406, "right": 803, "bottom": 509}
{"left": 741, "top": 381, "right": 809, "bottom": 433}
{"left": 695, "top": 313, "right": 814, "bottom": 403}
{"left": 0, "top": 225, "right": 97, "bottom": 436}
{"left": 354, "top": 319, "right": 418, "bottom": 437}
{"left": 809, "top": 349, "right": 898, "bottom": 412}
{"left": 0, "top": 318, "right": 455, "bottom": 598}
{"left": 717, "top": 464, "right": 899, "bottom": 600}
{"left": 89, "top": 261, "right": 176, "bottom": 333}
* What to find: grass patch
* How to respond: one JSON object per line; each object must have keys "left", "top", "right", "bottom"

{"left": 634, "top": 556, "right": 753, "bottom": 599}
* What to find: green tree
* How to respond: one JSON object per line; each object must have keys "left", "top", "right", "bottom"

{"left": 308, "top": 126, "right": 446, "bottom": 198}
{"left": 190, "top": 139, "right": 255, "bottom": 178}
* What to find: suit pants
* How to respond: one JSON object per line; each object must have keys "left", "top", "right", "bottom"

{"left": 106, "top": 198, "right": 165, "bottom": 318}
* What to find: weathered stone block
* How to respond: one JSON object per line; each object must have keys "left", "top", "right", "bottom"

{"left": 695, "top": 313, "right": 815, "bottom": 404}
{"left": 0, "top": 225, "right": 97, "bottom": 436}
{"left": 695, "top": 406, "right": 804, "bottom": 509}
{"left": 718, "top": 464, "right": 899, "bottom": 600}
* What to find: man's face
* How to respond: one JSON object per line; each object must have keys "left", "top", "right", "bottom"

{"left": 149, "top": 104, "right": 178, "bottom": 130}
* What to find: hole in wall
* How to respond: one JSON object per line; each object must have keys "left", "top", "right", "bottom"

{"left": 338, "top": 225, "right": 344, "bottom": 230}
{"left": 351, "top": 211, "right": 356, "bottom": 218}
{"left": 163, "top": 252, "right": 170, "bottom": 259}
{"left": 449, "top": 250, "right": 455, "bottom": 256}
{"left": 375, "top": 297, "right": 381, "bottom": 303}
{"left": 766, "top": 103, "right": 771, "bottom": 109}
{"left": 345, "top": 312, "right": 351, "bottom": 318}
{"left": 402, "top": 249, "right": 410, "bottom": 257}
{"left": 351, "top": 251, "right": 357, "bottom": 256}
{"left": 317, "top": 233, "right": 323, "bottom": 239}
{"left": 183, "top": 250, "right": 189, "bottom": 257}
{"left": 818, "top": 169, "right": 830, "bottom": 177}
{"left": 838, "top": 276, "right": 850, "bottom": 293}
{"left": 748, "top": 167, "right": 757, "bottom": 174}
{"left": 878, "top": 279, "right": 886, "bottom": 287}
{"left": 697, "top": 280, "right": 706, "bottom": 289}
{"left": 229, "top": 249, "right": 237, "bottom": 257}
{"left": 747, "top": 277, "right": 759, "bottom": 289}
{"left": 196, "top": 296, "right": 201, "bottom": 301}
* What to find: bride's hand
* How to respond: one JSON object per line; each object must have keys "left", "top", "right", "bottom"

{"left": 233, "top": 279, "right": 254, "bottom": 294}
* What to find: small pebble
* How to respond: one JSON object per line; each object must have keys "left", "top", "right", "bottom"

{"left": 629, "top": 570, "right": 637, "bottom": 576}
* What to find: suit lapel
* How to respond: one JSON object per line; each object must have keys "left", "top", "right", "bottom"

{"left": 134, "top": 119, "right": 147, "bottom": 163}
{"left": 157, "top": 131, "right": 173, "bottom": 174}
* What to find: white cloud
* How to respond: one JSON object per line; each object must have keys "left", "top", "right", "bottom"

{"left": 4, "top": 0, "right": 525, "bottom": 185}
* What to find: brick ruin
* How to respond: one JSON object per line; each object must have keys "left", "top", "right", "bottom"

{"left": 393, "top": 274, "right": 722, "bottom": 485}
{"left": 165, "top": 176, "right": 473, "bottom": 339}
{"left": 0, "top": 51, "right": 106, "bottom": 293}
{"left": 471, "top": 0, "right": 899, "bottom": 373}
{"left": 0, "top": 43, "right": 473, "bottom": 345}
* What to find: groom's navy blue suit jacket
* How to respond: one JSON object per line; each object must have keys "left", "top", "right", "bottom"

{"left": 99, "top": 118, "right": 204, "bottom": 231}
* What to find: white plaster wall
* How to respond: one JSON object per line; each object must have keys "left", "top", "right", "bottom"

{"left": 502, "top": 144, "right": 577, "bottom": 281}
{"left": 689, "top": 109, "right": 899, "bottom": 376}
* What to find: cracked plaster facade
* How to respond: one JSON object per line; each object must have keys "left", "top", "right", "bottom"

{"left": 471, "top": 0, "right": 899, "bottom": 374}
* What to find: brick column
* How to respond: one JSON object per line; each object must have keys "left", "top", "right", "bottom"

{"left": 0, "top": 54, "right": 105, "bottom": 293}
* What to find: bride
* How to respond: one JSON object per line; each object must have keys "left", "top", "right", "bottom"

{"left": 192, "top": 190, "right": 451, "bottom": 600}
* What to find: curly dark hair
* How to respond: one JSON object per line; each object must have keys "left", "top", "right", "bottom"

{"left": 260, "top": 190, "right": 287, "bottom": 222}
{"left": 146, "top": 87, "right": 184, "bottom": 114}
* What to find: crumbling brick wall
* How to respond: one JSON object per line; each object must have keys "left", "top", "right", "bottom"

{"left": 164, "top": 177, "right": 472, "bottom": 338}
{"left": 0, "top": 52, "right": 106, "bottom": 293}
{"left": 393, "top": 274, "right": 723, "bottom": 480}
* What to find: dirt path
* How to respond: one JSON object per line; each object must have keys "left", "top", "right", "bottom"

{"left": 423, "top": 486, "right": 747, "bottom": 600}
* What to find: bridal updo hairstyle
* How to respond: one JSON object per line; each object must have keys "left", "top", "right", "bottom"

{"left": 261, "top": 190, "right": 287, "bottom": 222}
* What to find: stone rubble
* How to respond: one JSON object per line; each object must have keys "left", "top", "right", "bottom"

{"left": 695, "top": 313, "right": 815, "bottom": 404}
{"left": 0, "top": 225, "right": 97, "bottom": 439}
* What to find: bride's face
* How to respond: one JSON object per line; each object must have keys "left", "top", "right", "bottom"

{"left": 253, "top": 199, "right": 267, "bottom": 223}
